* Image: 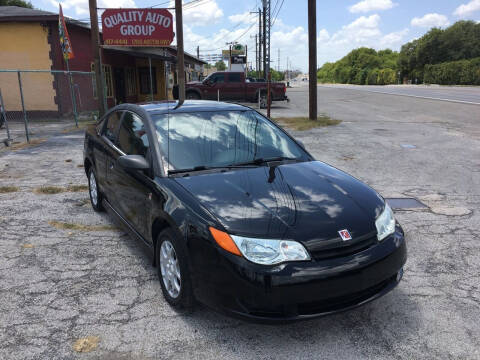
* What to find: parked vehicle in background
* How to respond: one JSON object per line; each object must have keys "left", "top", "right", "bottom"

{"left": 0, "top": 104, "right": 5, "bottom": 129}
{"left": 173, "top": 72, "right": 287, "bottom": 108}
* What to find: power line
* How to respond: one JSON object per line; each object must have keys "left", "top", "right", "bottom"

{"left": 271, "top": 0, "right": 284, "bottom": 27}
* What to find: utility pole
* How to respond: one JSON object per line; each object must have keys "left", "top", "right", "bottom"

{"left": 277, "top": 48, "right": 280, "bottom": 72}
{"left": 262, "top": 1, "right": 267, "bottom": 79}
{"left": 308, "top": 0, "right": 317, "bottom": 121}
{"left": 251, "top": 8, "right": 262, "bottom": 77}
{"left": 197, "top": 45, "right": 200, "bottom": 59}
{"left": 255, "top": 35, "right": 258, "bottom": 74}
{"left": 175, "top": 0, "right": 185, "bottom": 104}
{"left": 89, "top": 0, "right": 106, "bottom": 116}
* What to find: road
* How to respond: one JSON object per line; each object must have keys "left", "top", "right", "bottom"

{"left": 1, "top": 87, "right": 479, "bottom": 359}
{"left": 317, "top": 84, "right": 480, "bottom": 105}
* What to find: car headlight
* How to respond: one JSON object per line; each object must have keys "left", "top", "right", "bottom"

{"left": 375, "top": 203, "right": 396, "bottom": 241}
{"left": 230, "top": 235, "right": 310, "bottom": 265}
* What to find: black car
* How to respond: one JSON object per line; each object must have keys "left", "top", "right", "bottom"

{"left": 83, "top": 100, "right": 406, "bottom": 322}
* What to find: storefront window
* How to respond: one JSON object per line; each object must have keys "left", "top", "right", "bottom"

{"left": 139, "top": 67, "right": 157, "bottom": 94}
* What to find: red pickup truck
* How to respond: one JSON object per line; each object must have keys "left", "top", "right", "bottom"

{"left": 173, "top": 72, "right": 287, "bottom": 107}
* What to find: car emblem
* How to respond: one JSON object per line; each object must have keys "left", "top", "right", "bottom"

{"left": 338, "top": 229, "right": 352, "bottom": 241}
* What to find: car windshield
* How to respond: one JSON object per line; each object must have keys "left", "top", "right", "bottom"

{"left": 153, "top": 110, "right": 309, "bottom": 174}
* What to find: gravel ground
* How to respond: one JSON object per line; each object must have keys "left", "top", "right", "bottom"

{"left": 0, "top": 87, "right": 479, "bottom": 359}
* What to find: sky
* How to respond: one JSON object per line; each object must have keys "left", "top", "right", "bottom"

{"left": 32, "top": 0, "right": 480, "bottom": 71}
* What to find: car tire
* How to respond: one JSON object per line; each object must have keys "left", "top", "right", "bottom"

{"left": 88, "top": 167, "right": 104, "bottom": 212}
{"left": 260, "top": 92, "right": 267, "bottom": 109}
{"left": 186, "top": 92, "right": 200, "bottom": 100}
{"left": 156, "top": 228, "right": 194, "bottom": 311}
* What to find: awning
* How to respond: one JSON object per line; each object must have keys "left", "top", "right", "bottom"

{"left": 101, "top": 46, "right": 177, "bottom": 63}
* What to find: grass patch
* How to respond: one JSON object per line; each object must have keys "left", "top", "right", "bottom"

{"left": 0, "top": 186, "right": 19, "bottom": 193}
{"left": 8, "top": 139, "right": 47, "bottom": 151}
{"left": 274, "top": 116, "right": 341, "bottom": 131}
{"left": 34, "top": 184, "right": 88, "bottom": 194}
{"left": 67, "top": 185, "right": 88, "bottom": 192}
{"left": 34, "top": 186, "right": 64, "bottom": 194}
{"left": 48, "top": 220, "right": 116, "bottom": 232}
{"left": 62, "top": 121, "right": 95, "bottom": 134}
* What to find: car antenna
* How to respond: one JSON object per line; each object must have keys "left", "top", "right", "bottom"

{"left": 174, "top": 99, "right": 184, "bottom": 110}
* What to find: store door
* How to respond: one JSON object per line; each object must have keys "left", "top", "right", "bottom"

{"left": 114, "top": 68, "right": 126, "bottom": 104}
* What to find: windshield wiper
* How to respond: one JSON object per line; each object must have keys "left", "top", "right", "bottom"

{"left": 168, "top": 164, "right": 257, "bottom": 175}
{"left": 233, "top": 156, "right": 300, "bottom": 167}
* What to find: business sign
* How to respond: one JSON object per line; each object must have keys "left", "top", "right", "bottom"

{"left": 101, "top": 9, "right": 174, "bottom": 46}
{"left": 231, "top": 55, "right": 246, "bottom": 64}
{"left": 222, "top": 46, "right": 245, "bottom": 59}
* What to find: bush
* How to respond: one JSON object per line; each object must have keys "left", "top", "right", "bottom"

{"left": 424, "top": 57, "right": 480, "bottom": 85}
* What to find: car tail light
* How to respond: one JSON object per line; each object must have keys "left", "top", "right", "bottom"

{"left": 283, "top": 84, "right": 286, "bottom": 93}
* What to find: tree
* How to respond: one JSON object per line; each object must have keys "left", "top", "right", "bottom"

{"left": 0, "top": 0, "right": 33, "bottom": 8}
{"left": 214, "top": 60, "right": 226, "bottom": 71}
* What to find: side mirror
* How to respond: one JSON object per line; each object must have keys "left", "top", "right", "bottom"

{"left": 117, "top": 155, "right": 150, "bottom": 170}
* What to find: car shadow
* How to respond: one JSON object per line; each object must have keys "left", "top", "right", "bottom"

{"left": 176, "top": 285, "right": 421, "bottom": 356}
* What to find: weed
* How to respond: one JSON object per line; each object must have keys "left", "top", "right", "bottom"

{"left": 274, "top": 116, "right": 341, "bottom": 131}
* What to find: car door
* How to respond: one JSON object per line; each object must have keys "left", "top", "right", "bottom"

{"left": 203, "top": 73, "right": 225, "bottom": 100}
{"left": 223, "top": 73, "right": 243, "bottom": 100}
{"left": 95, "top": 111, "right": 122, "bottom": 196}
{"left": 101, "top": 111, "right": 124, "bottom": 203}
{"left": 107, "top": 110, "right": 153, "bottom": 239}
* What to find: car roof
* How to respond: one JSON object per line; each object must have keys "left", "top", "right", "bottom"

{"left": 137, "top": 100, "right": 250, "bottom": 115}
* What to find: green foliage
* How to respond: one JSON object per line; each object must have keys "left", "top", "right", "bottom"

{"left": 399, "top": 20, "right": 480, "bottom": 83}
{"left": 318, "top": 20, "right": 480, "bottom": 85}
{"left": 247, "top": 70, "right": 284, "bottom": 81}
{"left": 424, "top": 58, "right": 480, "bottom": 85}
{"left": 317, "top": 47, "right": 399, "bottom": 85}
{"left": 215, "top": 60, "right": 226, "bottom": 71}
{"left": 0, "top": 0, "right": 33, "bottom": 8}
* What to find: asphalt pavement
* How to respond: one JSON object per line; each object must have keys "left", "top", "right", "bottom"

{"left": 1, "top": 85, "right": 479, "bottom": 359}
{"left": 317, "top": 83, "right": 480, "bottom": 105}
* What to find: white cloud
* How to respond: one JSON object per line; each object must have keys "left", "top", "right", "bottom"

{"left": 411, "top": 13, "right": 450, "bottom": 28}
{"left": 182, "top": 0, "right": 223, "bottom": 27}
{"left": 56, "top": 0, "right": 136, "bottom": 17}
{"left": 454, "top": 0, "right": 480, "bottom": 17}
{"left": 228, "top": 11, "right": 256, "bottom": 25}
{"left": 378, "top": 28, "right": 409, "bottom": 47}
{"left": 349, "top": 0, "right": 396, "bottom": 13}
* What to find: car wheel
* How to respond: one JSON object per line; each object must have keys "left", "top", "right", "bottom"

{"left": 186, "top": 92, "right": 200, "bottom": 100}
{"left": 260, "top": 93, "right": 267, "bottom": 109}
{"left": 88, "top": 167, "right": 104, "bottom": 212}
{"left": 156, "top": 228, "right": 194, "bottom": 311}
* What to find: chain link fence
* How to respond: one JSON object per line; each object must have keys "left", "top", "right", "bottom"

{"left": 0, "top": 69, "right": 101, "bottom": 146}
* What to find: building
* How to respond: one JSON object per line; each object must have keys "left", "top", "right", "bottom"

{"left": 0, "top": 6, "right": 206, "bottom": 117}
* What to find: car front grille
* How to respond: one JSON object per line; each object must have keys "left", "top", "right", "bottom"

{"left": 310, "top": 235, "right": 377, "bottom": 261}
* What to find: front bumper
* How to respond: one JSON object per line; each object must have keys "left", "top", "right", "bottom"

{"left": 192, "top": 226, "right": 406, "bottom": 323}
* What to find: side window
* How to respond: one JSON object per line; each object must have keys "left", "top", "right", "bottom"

{"left": 228, "top": 73, "right": 241, "bottom": 83}
{"left": 210, "top": 73, "right": 224, "bottom": 84}
{"left": 117, "top": 112, "right": 149, "bottom": 157}
{"left": 104, "top": 111, "right": 122, "bottom": 142}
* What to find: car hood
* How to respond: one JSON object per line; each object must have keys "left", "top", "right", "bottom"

{"left": 174, "top": 161, "right": 385, "bottom": 252}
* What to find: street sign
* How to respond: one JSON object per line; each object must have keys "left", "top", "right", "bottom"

{"left": 101, "top": 9, "right": 174, "bottom": 46}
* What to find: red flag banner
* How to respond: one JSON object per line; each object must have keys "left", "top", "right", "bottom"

{"left": 58, "top": 4, "right": 74, "bottom": 60}
{"left": 101, "top": 9, "right": 174, "bottom": 47}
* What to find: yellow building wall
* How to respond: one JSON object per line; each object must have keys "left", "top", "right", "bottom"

{"left": 0, "top": 23, "right": 56, "bottom": 111}
{"left": 135, "top": 58, "right": 167, "bottom": 102}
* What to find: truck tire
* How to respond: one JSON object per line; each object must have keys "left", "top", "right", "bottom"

{"left": 259, "top": 92, "right": 267, "bottom": 109}
{"left": 186, "top": 91, "right": 200, "bottom": 100}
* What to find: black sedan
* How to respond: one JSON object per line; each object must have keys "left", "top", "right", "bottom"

{"left": 83, "top": 100, "right": 406, "bottom": 322}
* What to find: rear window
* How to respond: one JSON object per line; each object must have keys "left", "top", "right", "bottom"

{"left": 228, "top": 73, "right": 242, "bottom": 83}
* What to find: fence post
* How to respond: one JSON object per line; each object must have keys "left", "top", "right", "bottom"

{"left": 258, "top": 91, "right": 261, "bottom": 108}
{"left": 0, "top": 89, "right": 11, "bottom": 144}
{"left": 17, "top": 71, "right": 30, "bottom": 143}
{"left": 66, "top": 60, "right": 79, "bottom": 127}
{"left": 217, "top": 89, "right": 220, "bottom": 102}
